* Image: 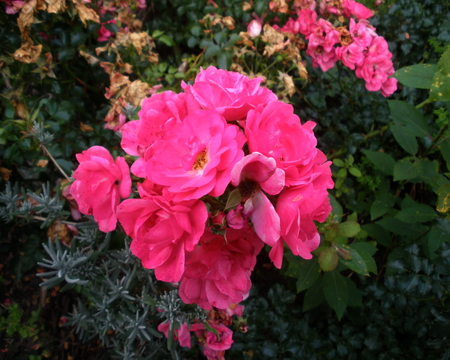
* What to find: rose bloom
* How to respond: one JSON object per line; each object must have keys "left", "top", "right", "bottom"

{"left": 248, "top": 19, "right": 262, "bottom": 38}
{"left": 179, "top": 227, "right": 264, "bottom": 310}
{"left": 270, "top": 163, "right": 333, "bottom": 268}
{"left": 121, "top": 91, "right": 200, "bottom": 177}
{"left": 71, "top": 146, "right": 131, "bottom": 233}
{"left": 116, "top": 181, "right": 208, "bottom": 283}
{"left": 158, "top": 321, "right": 191, "bottom": 348}
{"left": 182, "top": 66, "right": 277, "bottom": 121}
{"left": 143, "top": 109, "right": 246, "bottom": 201}
{"left": 245, "top": 101, "right": 325, "bottom": 187}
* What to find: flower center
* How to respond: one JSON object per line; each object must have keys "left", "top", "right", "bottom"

{"left": 192, "top": 149, "right": 208, "bottom": 170}
{"left": 239, "top": 178, "right": 257, "bottom": 199}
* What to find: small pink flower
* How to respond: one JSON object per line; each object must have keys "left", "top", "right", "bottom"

{"left": 179, "top": 227, "right": 263, "bottom": 310}
{"left": 205, "top": 322, "right": 234, "bottom": 351}
{"left": 3, "top": 0, "right": 24, "bottom": 14}
{"left": 144, "top": 109, "right": 246, "bottom": 201}
{"left": 117, "top": 181, "right": 208, "bottom": 282}
{"left": 248, "top": 19, "right": 262, "bottom": 38}
{"left": 230, "top": 153, "right": 285, "bottom": 246}
{"left": 158, "top": 321, "right": 192, "bottom": 348}
{"left": 335, "top": 42, "right": 365, "bottom": 70}
{"left": 137, "top": 0, "right": 147, "bottom": 9}
{"left": 98, "top": 19, "right": 116, "bottom": 42}
{"left": 349, "top": 19, "right": 376, "bottom": 48}
{"left": 297, "top": 9, "right": 318, "bottom": 38}
{"left": 381, "top": 76, "right": 398, "bottom": 97}
{"left": 182, "top": 66, "right": 277, "bottom": 121}
{"left": 71, "top": 146, "right": 131, "bottom": 233}
{"left": 343, "top": 0, "right": 374, "bottom": 20}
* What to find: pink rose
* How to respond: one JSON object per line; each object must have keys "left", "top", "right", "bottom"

{"left": 335, "top": 42, "right": 365, "bottom": 70}
{"left": 248, "top": 19, "right": 262, "bottom": 38}
{"left": 144, "top": 109, "right": 245, "bottom": 201}
{"left": 98, "top": 19, "right": 116, "bottom": 42}
{"left": 230, "top": 152, "right": 285, "bottom": 246}
{"left": 179, "top": 227, "right": 264, "bottom": 310}
{"left": 245, "top": 101, "right": 324, "bottom": 187}
{"left": 116, "top": 181, "right": 208, "bottom": 282}
{"left": 343, "top": 0, "right": 374, "bottom": 20}
{"left": 349, "top": 19, "right": 377, "bottom": 48}
{"left": 121, "top": 91, "right": 200, "bottom": 177}
{"left": 158, "top": 321, "right": 191, "bottom": 348}
{"left": 182, "top": 66, "right": 277, "bottom": 121}
{"left": 270, "top": 160, "right": 333, "bottom": 268}
{"left": 71, "top": 146, "right": 131, "bottom": 233}
{"left": 297, "top": 9, "right": 318, "bottom": 38}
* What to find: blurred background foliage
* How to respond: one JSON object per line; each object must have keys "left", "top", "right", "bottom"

{"left": 1, "top": 0, "right": 450, "bottom": 359}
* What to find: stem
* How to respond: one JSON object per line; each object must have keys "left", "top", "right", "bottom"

{"left": 363, "top": 125, "right": 390, "bottom": 140}
{"left": 40, "top": 144, "right": 71, "bottom": 181}
{"left": 16, "top": 214, "right": 77, "bottom": 226}
{"left": 415, "top": 99, "right": 429, "bottom": 109}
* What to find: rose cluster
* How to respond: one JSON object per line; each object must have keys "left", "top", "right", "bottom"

{"left": 71, "top": 66, "right": 333, "bottom": 357}
{"left": 279, "top": 0, "right": 397, "bottom": 96}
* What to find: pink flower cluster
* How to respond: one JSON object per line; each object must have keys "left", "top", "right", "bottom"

{"left": 158, "top": 305, "right": 243, "bottom": 360}
{"left": 278, "top": 0, "right": 397, "bottom": 96}
{"left": 71, "top": 67, "right": 333, "bottom": 354}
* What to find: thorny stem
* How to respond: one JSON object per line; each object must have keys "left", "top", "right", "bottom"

{"left": 40, "top": 144, "right": 71, "bottom": 181}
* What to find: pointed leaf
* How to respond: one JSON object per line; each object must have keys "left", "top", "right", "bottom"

{"left": 302, "top": 276, "right": 324, "bottom": 312}
{"left": 337, "top": 244, "right": 369, "bottom": 276}
{"left": 285, "top": 253, "right": 321, "bottom": 293}
{"left": 395, "top": 204, "right": 437, "bottom": 223}
{"left": 392, "top": 64, "right": 438, "bottom": 89}
{"left": 363, "top": 150, "right": 395, "bottom": 176}
{"left": 323, "top": 270, "right": 349, "bottom": 320}
{"left": 338, "top": 221, "right": 361, "bottom": 238}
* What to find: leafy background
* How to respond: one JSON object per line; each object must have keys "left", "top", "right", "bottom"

{"left": 0, "top": 0, "right": 450, "bottom": 359}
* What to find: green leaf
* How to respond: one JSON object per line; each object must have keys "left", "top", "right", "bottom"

{"left": 390, "top": 124, "right": 418, "bottom": 155}
{"left": 337, "top": 244, "right": 369, "bottom": 276}
{"left": 438, "top": 46, "right": 450, "bottom": 75}
{"left": 343, "top": 277, "right": 363, "bottom": 308}
{"left": 439, "top": 135, "right": 450, "bottom": 164}
{"left": 217, "top": 51, "right": 229, "bottom": 70}
{"left": 333, "top": 158, "right": 345, "bottom": 167}
{"left": 393, "top": 157, "right": 421, "bottom": 181}
{"left": 285, "top": 253, "right": 321, "bottom": 293}
{"left": 158, "top": 35, "right": 175, "bottom": 47}
{"left": 395, "top": 204, "right": 437, "bottom": 223}
{"left": 392, "top": 64, "right": 439, "bottom": 89}
{"left": 427, "top": 219, "right": 450, "bottom": 253}
{"left": 362, "top": 223, "right": 392, "bottom": 246}
{"left": 349, "top": 242, "right": 378, "bottom": 274}
{"left": 0, "top": 128, "right": 7, "bottom": 145}
{"left": 152, "top": 29, "right": 164, "bottom": 38}
{"left": 389, "top": 100, "right": 430, "bottom": 154}
{"left": 429, "top": 70, "right": 450, "bottom": 102}
{"left": 370, "top": 193, "right": 395, "bottom": 220}
{"left": 204, "top": 43, "right": 221, "bottom": 59}
{"left": 302, "top": 277, "right": 324, "bottom": 312}
{"left": 436, "top": 183, "right": 450, "bottom": 213}
{"left": 389, "top": 100, "right": 430, "bottom": 135}
{"left": 377, "top": 217, "right": 428, "bottom": 240}
{"left": 338, "top": 221, "right": 361, "bottom": 238}
{"left": 323, "top": 270, "right": 349, "bottom": 320}
{"left": 363, "top": 150, "right": 396, "bottom": 176}
{"left": 348, "top": 167, "right": 362, "bottom": 177}
{"left": 318, "top": 247, "right": 339, "bottom": 272}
